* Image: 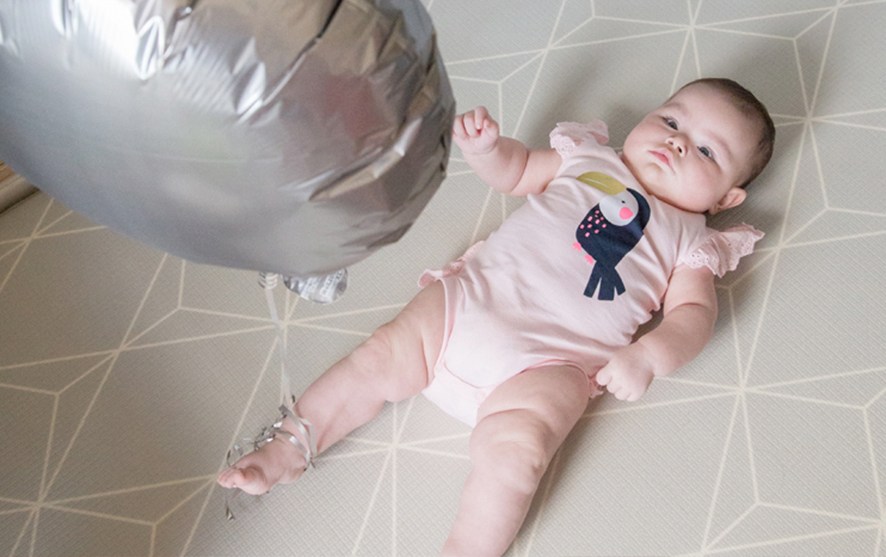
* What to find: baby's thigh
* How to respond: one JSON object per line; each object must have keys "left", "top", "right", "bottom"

{"left": 371, "top": 281, "right": 446, "bottom": 395}
{"left": 475, "top": 365, "right": 590, "bottom": 450}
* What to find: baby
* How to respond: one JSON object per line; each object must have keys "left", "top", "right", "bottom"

{"left": 218, "top": 78, "right": 775, "bottom": 556}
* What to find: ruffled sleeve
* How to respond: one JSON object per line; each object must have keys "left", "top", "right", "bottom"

{"left": 549, "top": 121, "right": 609, "bottom": 158}
{"left": 418, "top": 241, "right": 485, "bottom": 288}
{"left": 681, "top": 224, "right": 764, "bottom": 277}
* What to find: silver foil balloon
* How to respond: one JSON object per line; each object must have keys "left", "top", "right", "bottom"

{"left": 0, "top": 0, "right": 455, "bottom": 279}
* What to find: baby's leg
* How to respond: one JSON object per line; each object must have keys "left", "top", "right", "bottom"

{"left": 218, "top": 281, "right": 446, "bottom": 494}
{"left": 442, "top": 365, "right": 589, "bottom": 556}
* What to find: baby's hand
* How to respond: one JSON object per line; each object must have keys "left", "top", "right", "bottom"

{"left": 596, "top": 343, "right": 655, "bottom": 402}
{"left": 453, "top": 106, "right": 500, "bottom": 155}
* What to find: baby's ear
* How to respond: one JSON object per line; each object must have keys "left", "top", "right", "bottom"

{"left": 709, "top": 187, "right": 746, "bottom": 214}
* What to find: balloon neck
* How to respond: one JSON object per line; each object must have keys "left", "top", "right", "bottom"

{"left": 282, "top": 269, "right": 348, "bottom": 304}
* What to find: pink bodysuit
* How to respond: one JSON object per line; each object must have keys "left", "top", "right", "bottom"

{"left": 420, "top": 121, "right": 763, "bottom": 427}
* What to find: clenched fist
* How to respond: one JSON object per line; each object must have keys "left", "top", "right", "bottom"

{"left": 595, "top": 343, "right": 655, "bottom": 402}
{"left": 453, "top": 106, "right": 500, "bottom": 156}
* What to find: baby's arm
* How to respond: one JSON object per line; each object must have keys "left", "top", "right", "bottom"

{"left": 453, "top": 106, "right": 562, "bottom": 197}
{"left": 595, "top": 264, "right": 718, "bottom": 401}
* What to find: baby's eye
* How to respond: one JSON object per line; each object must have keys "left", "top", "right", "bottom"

{"left": 665, "top": 118, "right": 678, "bottom": 130}
{"left": 698, "top": 146, "right": 714, "bottom": 159}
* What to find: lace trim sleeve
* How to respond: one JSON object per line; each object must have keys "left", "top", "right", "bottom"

{"left": 549, "top": 121, "right": 609, "bottom": 158}
{"left": 682, "top": 224, "right": 764, "bottom": 277}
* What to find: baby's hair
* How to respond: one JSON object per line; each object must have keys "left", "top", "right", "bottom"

{"left": 676, "top": 78, "right": 776, "bottom": 188}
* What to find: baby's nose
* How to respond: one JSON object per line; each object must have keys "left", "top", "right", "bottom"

{"left": 667, "top": 136, "right": 686, "bottom": 155}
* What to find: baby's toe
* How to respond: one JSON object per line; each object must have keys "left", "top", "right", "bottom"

{"left": 217, "top": 467, "right": 242, "bottom": 488}
{"left": 227, "top": 466, "right": 270, "bottom": 495}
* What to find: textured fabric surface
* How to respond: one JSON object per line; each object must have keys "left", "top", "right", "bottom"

{"left": 2, "top": 1, "right": 886, "bottom": 555}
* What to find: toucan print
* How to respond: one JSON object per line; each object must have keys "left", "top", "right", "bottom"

{"left": 573, "top": 172, "right": 651, "bottom": 300}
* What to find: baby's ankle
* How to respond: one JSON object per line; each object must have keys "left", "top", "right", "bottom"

{"left": 270, "top": 414, "right": 314, "bottom": 470}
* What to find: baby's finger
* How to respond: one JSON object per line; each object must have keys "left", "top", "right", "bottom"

{"left": 610, "top": 380, "right": 629, "bottom": 398}
{"left": 484, "top": 116, "right": 499, "bottom": 137}
{"left": 452, "top": 114, "right": 468, "bottom": 138}
{"left": 595, "top": 370, "right": 610, "bottom": 386}
{"left": 462, "top": 112, "right": 482, "bottom": 138}
{"left": 473, "top": 106, "right": 490, "bottom": 131}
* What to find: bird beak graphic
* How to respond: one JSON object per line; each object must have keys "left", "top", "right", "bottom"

{"left": 577, "top": 172, "right": 626, "bottom": 196}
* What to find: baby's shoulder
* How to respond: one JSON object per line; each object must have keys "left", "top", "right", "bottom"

{"left": 549, "top": 121, "right": 609, "bottom": 158}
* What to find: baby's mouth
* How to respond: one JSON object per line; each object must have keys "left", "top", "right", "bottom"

{"left": 651, "top": 150, "right": 672, "bottom": 169}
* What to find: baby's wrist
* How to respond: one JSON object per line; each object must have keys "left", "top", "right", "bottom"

{"left": 462, "top": 140, "right": 498, "bottom": 157}
{"left": 632, "top": 339, "right": 664, "bottom": 377}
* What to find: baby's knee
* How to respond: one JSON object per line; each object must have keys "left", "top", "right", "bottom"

{"left": 348, "top": 324, "right": 402, "bottom": 388}
{"left": 471, "top": 412, "right": 553, "bottom": 494}
{"left": 351, "top": 321, "right": 426, "bottom": 400}
{"left": 355, "top": 324, "right": 396, "bottom": 368}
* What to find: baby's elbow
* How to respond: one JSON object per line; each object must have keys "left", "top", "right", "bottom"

{"left": 678, "top": 300, "right": 717, "bottom": 344}
{"left": 695, "top": 300, "right": 718, "bottom": 341}
{"left": 513, "top": 148, "right": 560, "bottom": 196}
{"left": 703, "top": 297, "right": 718, "bottom": 331}
{"left": 689, "top": 281, "right": 719, "bottom": 335}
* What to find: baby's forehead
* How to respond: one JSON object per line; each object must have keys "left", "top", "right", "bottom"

{"left": 661, "top": 85, "right": 738, "bottom": 114}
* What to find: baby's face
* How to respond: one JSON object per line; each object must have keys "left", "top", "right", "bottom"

{"left": 621, "top": 83, "right": 758, "bottom": 214}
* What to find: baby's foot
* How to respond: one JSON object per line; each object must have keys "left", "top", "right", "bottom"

{"left": 217, "top": 418, "right": 308, "bottom": 495}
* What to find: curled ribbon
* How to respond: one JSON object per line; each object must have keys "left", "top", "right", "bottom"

{"left": 224, "top": 404, "right": 317, "bottom": 520}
